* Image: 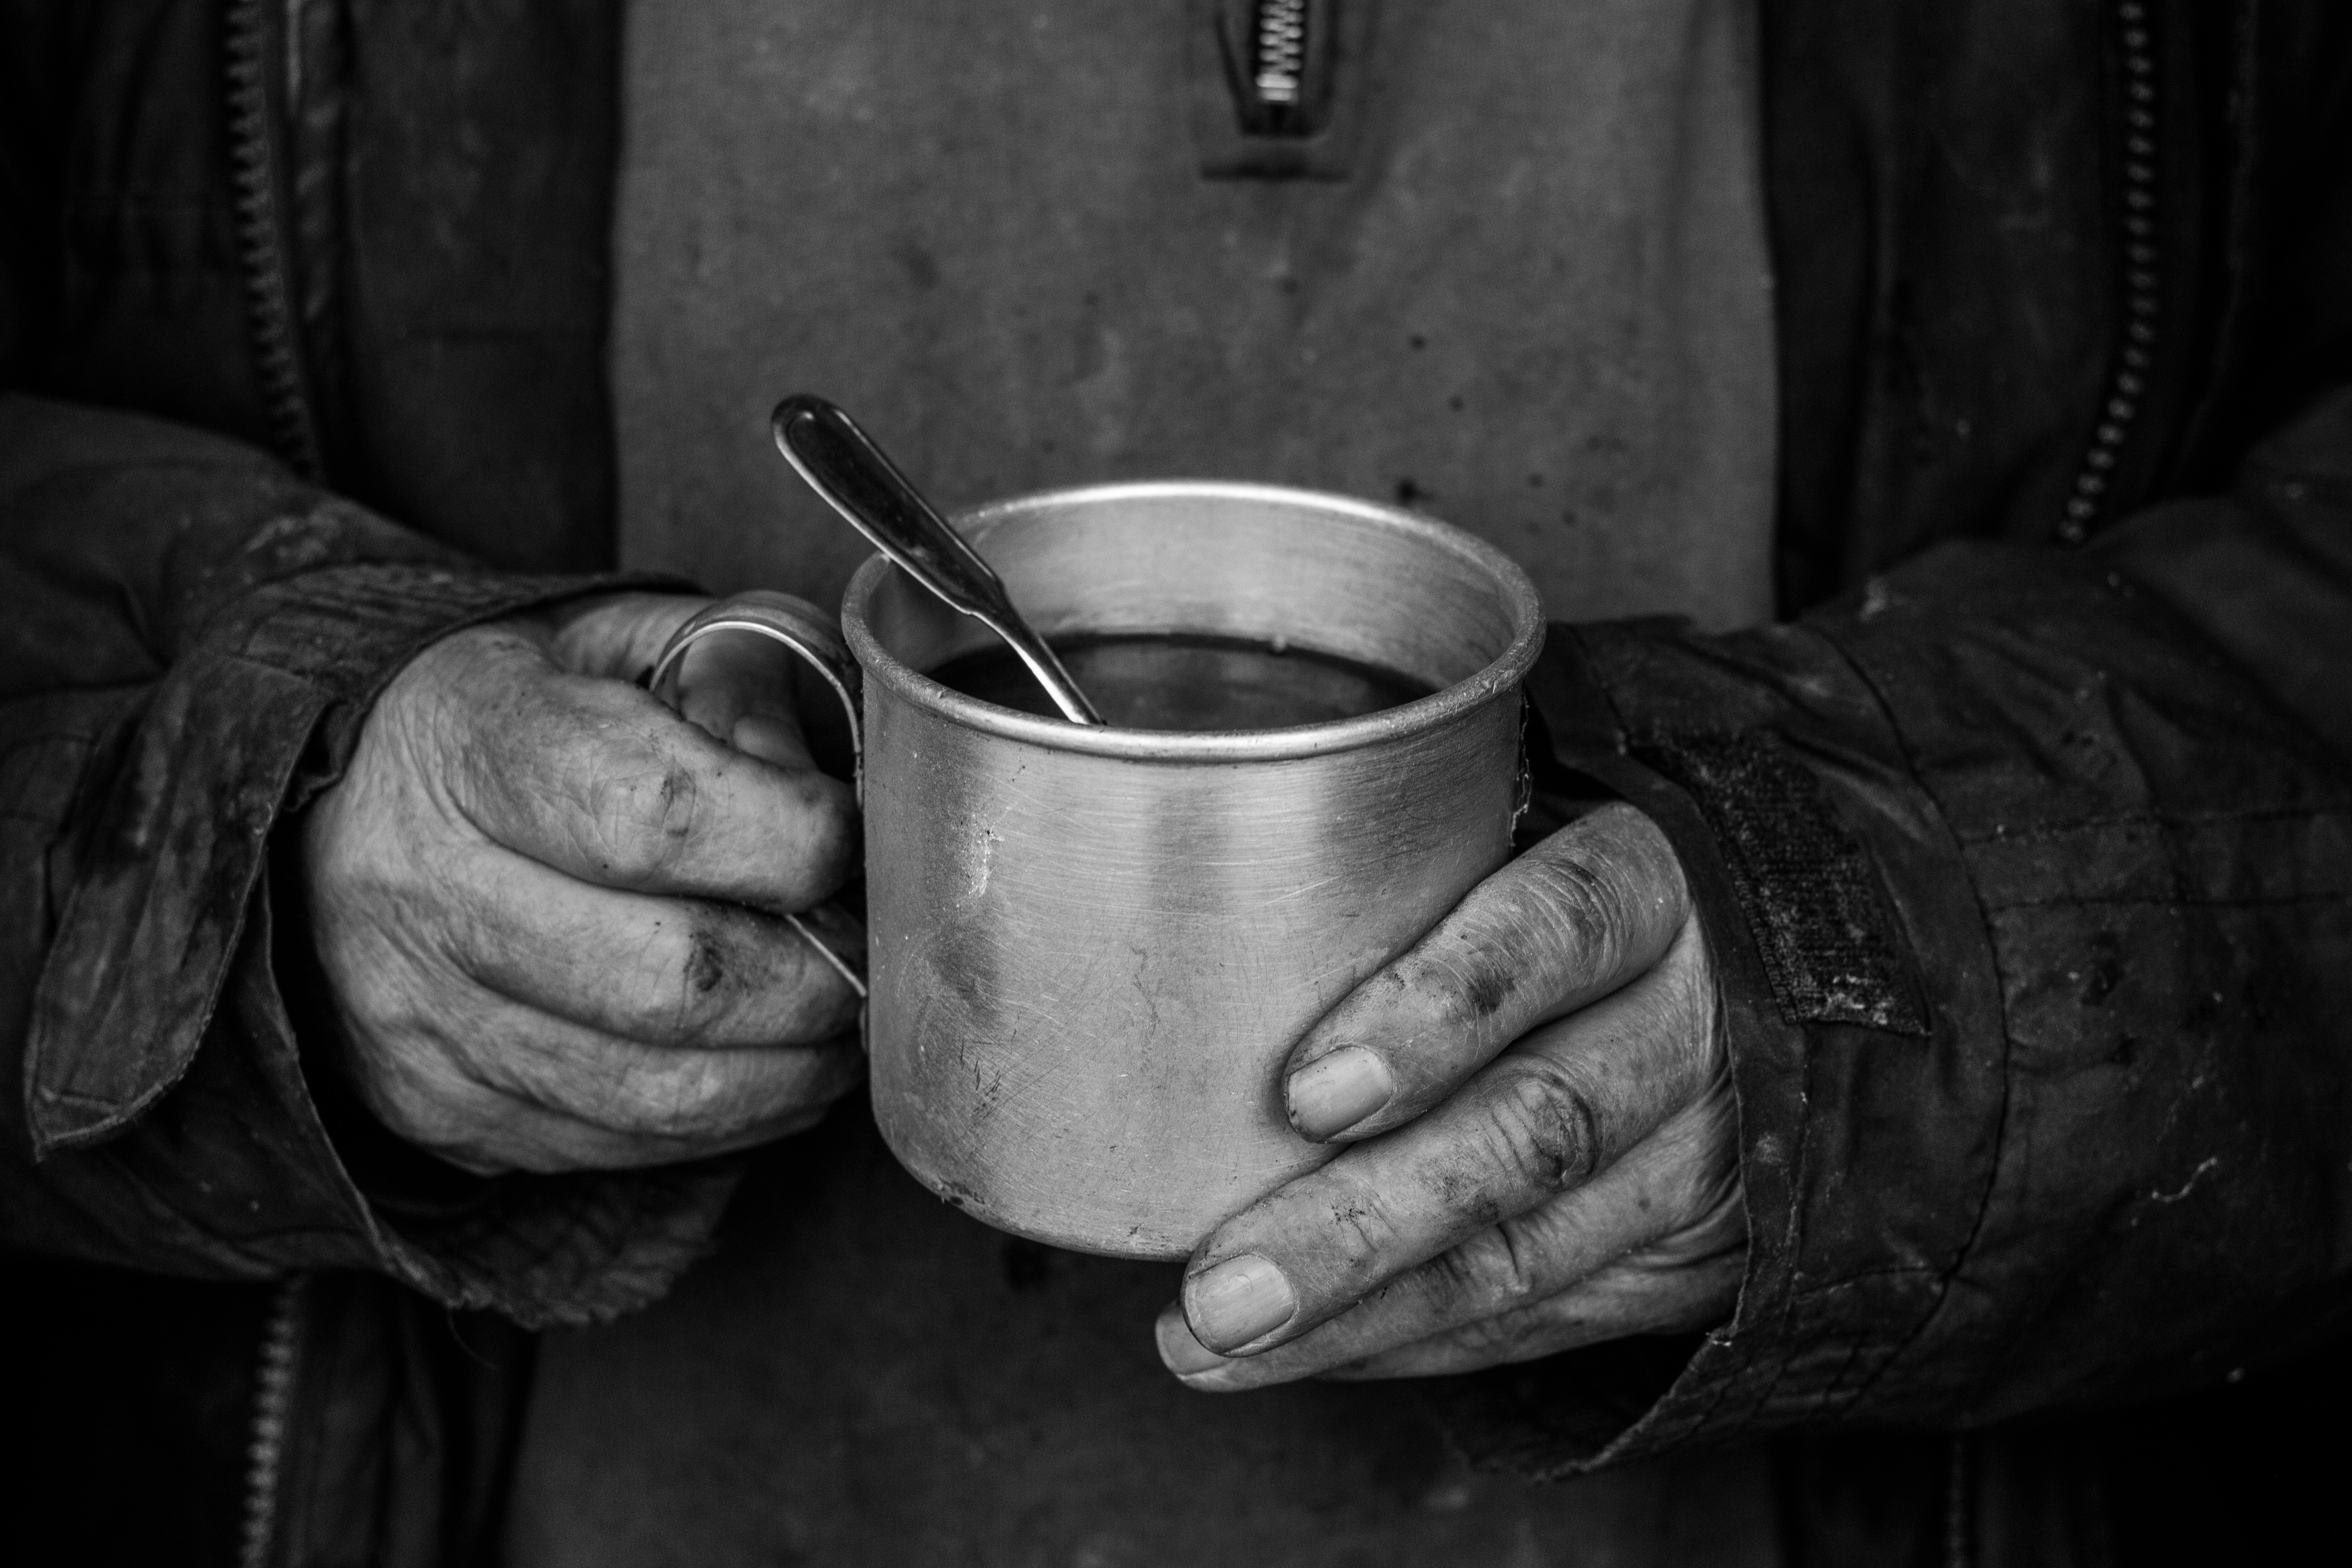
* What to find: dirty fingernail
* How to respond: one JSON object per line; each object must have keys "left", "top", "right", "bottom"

{"left": 1186, "top": 1254, "right": 1297, "bottom": 1351}
{"left": 1287, "top": 1045, "right": 1394, "bottom": 1139}
{"left": 1155, "top": 1301, "right": 1229, "bottom": 1376}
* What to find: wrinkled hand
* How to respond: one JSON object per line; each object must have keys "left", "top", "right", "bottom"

{"left": 1157, "top": 803, "right": 1743, "bottom": 1387}
{"left": 303, "top": 593, "right": 864, "bottom": 1174}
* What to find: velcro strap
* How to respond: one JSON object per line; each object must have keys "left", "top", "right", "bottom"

{"left": 1632, "top": 729, "right": 1929, "bottom": 1036}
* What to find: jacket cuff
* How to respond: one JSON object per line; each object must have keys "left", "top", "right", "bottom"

{"left": 1446, "top": 525, "right": 2352, "bottom": 1476}
{"left": 24, "top": 558, "right": 735, "bottom": 1325}
{"left": 26, "top": 560, "right": 665, "bottom": 1149}
{"left": 1436, "top": 615, "right": 2009, "bottom": 1476}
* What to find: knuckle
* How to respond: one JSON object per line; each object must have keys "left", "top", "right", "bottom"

{"left": 1314, "top": 1180, "right": 1413, "bottom": 1286}
{"left": 1524, "top": 807, "right": 1689, "bottom": 956}
{"left": 1396, "top": 902, "right": 1558, "bottom": 1030}
{"left": 574, "top": 745, "right": 701, "bottom": 884}
{"left": 1522, "top": 850, "right": 1629, "bottom": 968}
{"left": 616, "top": 940, "right": 706, "bottom": 1048}
{"left": 1419, "top": 851, "right": 1636, "bottom": 1029}
{"left": 1435, "top": 1227, "right": 1540, "bottom": 1311}
{"left": 631, "top": 909, "right": 860, "bottom": 1049}
{"left": 1418, "top": 1242, "right": 1484, "bottom": 1303}
{"left": 1411, "top": 945, "right": 1520, "bottom": 1029}
{"left": 627, "top": 917, "right": 738, "bottom": 1044}
{"left": 1479, "top": 1061, "right": 1604, "bottom": 1193}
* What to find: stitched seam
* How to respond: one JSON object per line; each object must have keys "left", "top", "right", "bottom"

{"left": 1813, "top": 1333, "right": 1882, "bottom": 1408}
{"left": 1787, "top": 1264, "right": 1946, "bottom": 1295}
{"left": 26, "top": 678, "right": 323, "bottom": 1151}
{"left": 1632, "top": 730, "right": 1929, "bottom": 1034}
{"left": 1805, "top": 625, "right": 2018, "bottom": 1418}
{"left": 1548, "top": 632, "right": 1781, "bottom": 1453}
{"left": 1588, "top": 1333, "right": 1749, "bottom": 1469}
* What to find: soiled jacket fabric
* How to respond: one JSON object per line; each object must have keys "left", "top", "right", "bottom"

{"left": 2, "top": 0, "right": 2348, "bottom": 1563}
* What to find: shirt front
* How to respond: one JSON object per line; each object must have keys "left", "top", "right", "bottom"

{"left": 612, "top": 0, "right": 1777, "bottom": 630}
{"left": 531, "top": 4, "right": 1785, "bottom": 1562}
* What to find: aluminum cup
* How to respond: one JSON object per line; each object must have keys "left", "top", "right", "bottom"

{"left": 843, "top": 480, "right": 1544, "bottom": 1258}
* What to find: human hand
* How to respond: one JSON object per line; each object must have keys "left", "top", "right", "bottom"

{"left": 302, "top": 592, "right": 865, "bottom": 1174}
{"left": 1156, "top": 803, "right": 1743, "bottom": 1387}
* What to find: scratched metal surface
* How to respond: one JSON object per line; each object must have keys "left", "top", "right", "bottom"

{"left": 851, "top": 484, "right": 1539, "bottom": 1255}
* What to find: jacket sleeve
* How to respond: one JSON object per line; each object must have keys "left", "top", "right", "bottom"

{"left": 1438, "top": 386, "right": 2352, "bottom": 1476}
{"left": 0, "top": 393, "right": 735, "bottom": 1327}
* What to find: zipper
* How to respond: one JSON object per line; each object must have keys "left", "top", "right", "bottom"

{"left": 1252, "top": 0, "right": 1310, "bottom": 110}
{"left": 226, "top": 5, "right": 321, "bottom": 1546}
{"left": 226, "top": 2, "right": 323, "bottom": 1556}
{"left": 2058, "top": 0, "right": 2161, "bottom": 546}
{"left": 239, "top": 1275, "right": 309, "bottom": 1568}
{"left": 225, "top": 0, "right": 326, "bottom": 480}
{"left": 1225, "top": 0, "right": 1328, "bottom": 139}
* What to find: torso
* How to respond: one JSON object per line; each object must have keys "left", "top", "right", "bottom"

{"left": 523, "top": 4, "right": 1784, "bottom": 1560}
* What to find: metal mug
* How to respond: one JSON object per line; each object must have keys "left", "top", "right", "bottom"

{"left": 655, "top": 481, "right": 1544, "bottom": 1258}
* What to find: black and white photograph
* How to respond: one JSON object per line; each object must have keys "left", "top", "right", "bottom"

{"left": 3, "top": 2, "right": 2347, "bottom": 1564}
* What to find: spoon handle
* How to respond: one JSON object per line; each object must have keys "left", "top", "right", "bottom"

{"left": 773, "top": 397, "right": 1103, "bottom": 725}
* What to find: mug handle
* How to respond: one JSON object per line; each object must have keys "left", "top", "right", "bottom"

{"left": 647, "top": 589, "right": 867, "bottom": 997}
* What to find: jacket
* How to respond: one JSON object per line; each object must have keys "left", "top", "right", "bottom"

{"left": 4, "top": 0, "right": 2348, "bottom": 1562}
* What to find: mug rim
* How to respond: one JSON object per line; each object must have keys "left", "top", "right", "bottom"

{"left": 841, "top": 479, "right": 1546, "bottom": 763}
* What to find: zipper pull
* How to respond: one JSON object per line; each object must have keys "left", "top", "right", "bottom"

{"left": 1192, "top": 0, "right": 1372, "bottom": 181}
{"left": 1223, "top": 0, "right": 1332, "bottom": 139}
{"left": 1252, "top": 0, "right": 1310, "bottom": 122}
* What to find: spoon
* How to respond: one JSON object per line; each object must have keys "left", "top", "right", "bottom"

{"left": 772, "top": 395, "right": 1103, "bottom": 725}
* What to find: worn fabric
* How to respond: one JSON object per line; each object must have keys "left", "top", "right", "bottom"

{"left": 0, "top": 391, "right": 727, "bottom": 1317}
{"left": 612, "top": 0, "right": 1780, "bottom": 631}
{"left": 1, "top": 4, "right": 706, "bottom": 1559}
{"left": 2, "top": 0, "right": 2349, "bottom": 1564}
{"left": 1446, "top": 392, "right": 2352, "bottom": 1474}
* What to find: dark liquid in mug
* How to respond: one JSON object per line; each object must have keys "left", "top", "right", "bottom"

{"left": 928, "top": 633, "right": 1436, "bottom": 732}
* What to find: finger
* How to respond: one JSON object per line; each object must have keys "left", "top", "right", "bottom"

{"left": 546, "top": 592, "right": 710, "bottom": 683}
{"left": 317, "top": 749, "right": 863, "bottom": 1047}
{"left": 548, "top": 593, "right": 828, "bottom": 773}
{"left": 427, "top": 626, "right": 857, "bottom": 911}
{"left": 362, "top": 1048, "right": 854, "bottom": 1175}
{"left": 436, "top": 843, "right": 864, "bottom": 1048}
{"left": 343, "top": 975, "right": 866, "bottom": 1173}
{"left": 673, "top": 629, "right": 818, "bottom": 774}
{"left": 482, "top": 1021, "right": 866, "bottom": 1166}
{"left": 1181, "top": 917, "right": 1715, "bottom": 1356}
{"left": 729, "top": 712, "right": 816, "bottom": 773}
{"left": 397, "top": 1055, "right": 860, "bottom": 1174}
{"left": 1283, "top": 803, "right": 1687, "bottom": 1143}
{"left": 1323, "top": 1247, "right": 1746, "bottom": 1381}
{"left": 1159, "top": 1079, "right": 1739, "bottom": 1389}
